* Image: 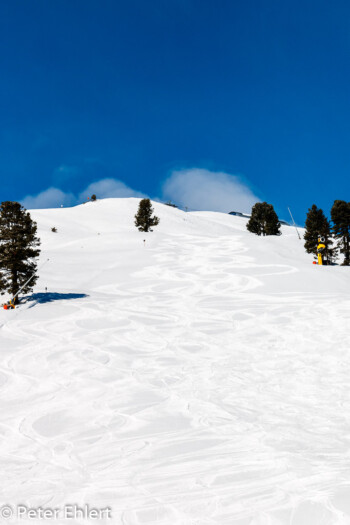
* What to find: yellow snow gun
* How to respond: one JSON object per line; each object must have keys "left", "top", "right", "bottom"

{"left": 317, "top": 236, "right": 326, "bottom": 265}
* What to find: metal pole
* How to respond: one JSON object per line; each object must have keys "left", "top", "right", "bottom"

{"left": 11, "top": 258, "right": 50, "bottom": 304}
{"left": 288, "top": 207, "right": 301, "bottom": 240}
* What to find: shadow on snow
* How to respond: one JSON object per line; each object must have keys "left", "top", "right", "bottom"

{"left": 25, "top": 292, "right": 88, "bottom": 308}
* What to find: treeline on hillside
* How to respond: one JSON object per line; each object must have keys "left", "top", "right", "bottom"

{"left": 245, "top": 199, "right": 350, "bottom": 266}
{"left": 304, "top": 201, "right": 350, "bottom": 266}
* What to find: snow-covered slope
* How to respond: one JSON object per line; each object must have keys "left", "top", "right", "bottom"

{"left": 1, "top": 198, "right": 349, "bottom": 525}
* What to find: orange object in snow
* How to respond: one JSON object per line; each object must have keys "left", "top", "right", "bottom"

{"left": 3, "top": 302, "right": 15, "bottom": 310}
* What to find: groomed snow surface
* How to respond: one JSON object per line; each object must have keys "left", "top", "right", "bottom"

{"left": 1, "top": 198, "right": 350, "bottom": 525}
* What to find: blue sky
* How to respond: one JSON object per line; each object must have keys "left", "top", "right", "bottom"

{"left": 1, "top": 0, "right": 350, "bottom": 223}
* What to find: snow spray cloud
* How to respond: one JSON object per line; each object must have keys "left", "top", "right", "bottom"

{"left": 162, "top": 168, "right": 260, "bottom": 213}
{"left": 21, "top": 178, "right": 146, "bottom": 209}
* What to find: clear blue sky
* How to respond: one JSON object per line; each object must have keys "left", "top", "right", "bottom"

{"left": 1, "top": 0, "right": 349, "bottom": 223}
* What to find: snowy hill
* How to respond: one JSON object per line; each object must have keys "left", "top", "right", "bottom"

{"left": 1, "top": 198, "right": 350, "bottom": 525}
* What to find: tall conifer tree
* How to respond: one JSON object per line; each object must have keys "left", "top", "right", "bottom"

{"left": 304, "top": 204, "right": 335, "bottom": 264}
{"left": 331, "top": 200, "right": 350, "bottom": 265}
{"left": 0, "top": 202, "right": 41, "bottom": 303}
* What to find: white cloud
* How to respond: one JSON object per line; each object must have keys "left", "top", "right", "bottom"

{"left": 162, "top": 168, "right": 260, "bottom": 213}
{"left": 21, "top": 178, "right": 146, "bottom": 209}
{"left": 22, "top": 188, "right": 76, "bottom": 210}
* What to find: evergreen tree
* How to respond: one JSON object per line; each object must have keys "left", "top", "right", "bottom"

{"left": 0, "top": 202, "right": 41, "bottom": 303}
{"left": 331, "top": 200, "right": 350, "bottom": 265}
{"left": 134, "top": 199, "right": 160, "bottom": 232}
{"left": 304, "top": 204, "right": 335, "bottom": 264}
{"left": 246, "top": 202, "right": 281, "bottom": 236}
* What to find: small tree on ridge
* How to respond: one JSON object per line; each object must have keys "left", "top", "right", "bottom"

{"left": 246, "top": 202, "right": 281, "bottom": 236}
{"left": 134, "top": 199, "right": 160, "bottom": 232}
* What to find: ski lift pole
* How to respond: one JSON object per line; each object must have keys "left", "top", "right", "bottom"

{"left": 287, "top": 207, "right": 301, "bottom": 240}
{"left": 9, "top": 258, "right": 50, "bottom": 308}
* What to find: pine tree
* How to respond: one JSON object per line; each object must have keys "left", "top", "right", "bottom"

{"left": 246, "top": 202, "right": 281, "bottom": 236}
{"left": 0, "top": 202, "right": 41, "bottom": 303}
{"left": 304, "top": 204, "right": 335, "bottom": 264}
{"left": 134, "top": 199, "right": 160, "bottom": 232}
{"left": 331, "top": 200, "right": 350, "bottom": 265}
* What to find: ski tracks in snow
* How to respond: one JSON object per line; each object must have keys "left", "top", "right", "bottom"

{"left": 0, "top": 230, "right": 350, "bottom": 524}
